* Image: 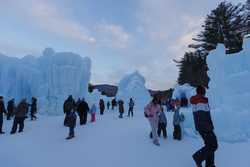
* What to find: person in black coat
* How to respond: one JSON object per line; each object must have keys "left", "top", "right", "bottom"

{"left": 127, "top": 98, "right": 135, "bottom": 117}
{"left": 63, "top": 95, "right": 76, "bottom": 126}
{"left": 76, "top": 98, "right": 89, "bottom": 125}
{"left": 99, "top": 99, "right": 105, "bottom": 115}
{"left": 118, "top": 100, "right": 124, "bottom": 118}
{"left": 191, "top": 86, "right": 218, "bottom": 167}
{"left": 107, "top": 101, "right": 110, "bottom": 110}
{"left": 7, "top": 99, "right": 15, "bottom": 120}
{"left": 30, "top": 97, "right": 37, "bottom": 121}
{"left": 10, "top": 99, "right": 29, "bottom": 134}
{"left": 0, "top": 96, "right": 7, "bottom": 134}
{"left": 65, "top": 110, "right": 77, "bottom": 140}
{"left": 111, "top": 98, "right": 117, "bottom": 110}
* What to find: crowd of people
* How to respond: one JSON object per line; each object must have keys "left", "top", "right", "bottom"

{"left": 0, "top": 96, "right": 38, "bottom": 135}
{"left": 144, "top": 85, "right": 218, "bottom": 167}
{"left": 62, "top": 96, "right": 135, "bottom": 139}
{"left": 0, "top": 85, "right": 218, "bottom": 166}
{"left": 146, "top": 97, "right": 185, "bottom": 145}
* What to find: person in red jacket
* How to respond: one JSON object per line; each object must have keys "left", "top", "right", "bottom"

{"left": 190, "top": 86, "right": 218, "bottom": 167}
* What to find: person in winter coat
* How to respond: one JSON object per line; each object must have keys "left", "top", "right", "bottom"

{"left": 127, "top": 98, "right": 135, "bottom": 117}
{"left": 30, "top": 97, "right": 37, "bottom": 121}
{"left": 107, "top": 101, "right": 110, "bottom": 110}
{"left": 111, "top": 98, "right": 117, "bottom": 110}
{"left": 173, "top": 100, "right": 184, "bottom": 140}
{"left": 77, "top": 98, "right": 89, "bottom": 125}
{"left": 75, "top": 98, "right": 81, "bottom": 111}
{"left": 63, "top": 95, "right": 75, "bottom": 126}
{"left": 157, "top": 106, "right": 167, "bottom": 138}
{"left": 99, "top": 99, "right": 105, "bottom": 115}
{"left": 89, "top": 103, "right": 97, "bottom": 122}
{"left": 0, "top": 96, "right": 7, "bottom": 134}
{"left": 118, "top": 100, "right": 124, "bottom": 118}
{"left": 65, "top": 110, "right": 77, "bottom": 140}
{"left": 191, "top": 86, "right": 218, "bottom": 167}
{"left": 7, "top": 99, "right": 15, "bottom": 120}
{"left": 10, "top": 99, "right": 29, "bottom": 134}
{"left": 144, "top": 97, "right": 161, "bottom": 146}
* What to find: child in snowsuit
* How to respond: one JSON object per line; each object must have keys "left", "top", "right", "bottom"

{"left": 158, "top": 106, "right": 167, "bottom": 138}
{"left": 90, "top": 104, "right": 97, "bottom": 122}
{"left": 173, "top": 101, "right": 184, "bottom": 140}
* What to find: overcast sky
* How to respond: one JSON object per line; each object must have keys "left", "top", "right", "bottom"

{"left": 0, "top": 0, "right": 244, "bottom": 90}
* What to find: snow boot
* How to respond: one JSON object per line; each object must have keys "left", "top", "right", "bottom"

{"left": 66, "top": 135, "right": 74, "bottom": 140}
{"left": 153, "top": 140, "right": 160, "bottom": 146}
{"left": 149, "top": 132, "right": 153, "bottom": 139}
{"left": 192, "top": 154, "right": 202, "bottom": 167}
{"left": 10, "top": 131, "right": 15, "bottom": 135}
{"left": 0, "top": 131, "right": 5, "bottom": 134}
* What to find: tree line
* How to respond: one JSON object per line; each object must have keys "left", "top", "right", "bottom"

{"left": 176, "top": 0, "right": 250, "bottom": 88}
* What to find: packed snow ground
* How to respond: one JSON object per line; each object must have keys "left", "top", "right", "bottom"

{"left": 0, "top": 108, "right": 249, "bottom": 167}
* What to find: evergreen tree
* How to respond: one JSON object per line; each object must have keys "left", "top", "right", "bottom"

{"left": 175, "top": 51, "right": 209, "bottom": 88}
{"left": 190, "top": 1, "right": 244, "bottom": 54}
{"left": 243, "top": 0, "right": 250, "bottom": 36}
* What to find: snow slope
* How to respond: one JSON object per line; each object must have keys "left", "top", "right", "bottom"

{"left": 0, "top": 110, "right": 249, "bottom": 167}
{"left": 0, "top": 48, "right": 91, "bottom": 115}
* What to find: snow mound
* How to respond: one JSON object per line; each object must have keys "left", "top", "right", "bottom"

{"left": 172, "top": 84, "right": 196, "bottom": 104}
{"left": 0, "top": 48, "right": 91, "bottom": 115}
{"left": 116, "top": 71, "right": 151, "bottom": 109}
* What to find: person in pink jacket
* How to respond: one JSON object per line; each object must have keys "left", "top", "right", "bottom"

{"left": 144, "top": 97, "right": 161, "bottom": 146}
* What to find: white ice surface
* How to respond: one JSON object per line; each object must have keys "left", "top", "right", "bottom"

{"left": 0, "top": 48, "right": 91, "bottom": 115}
